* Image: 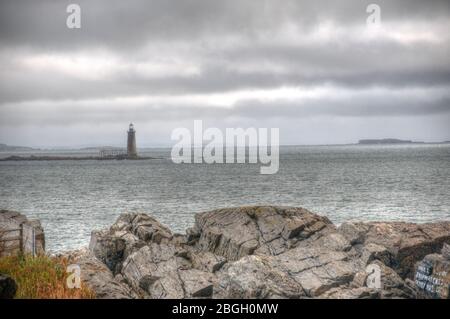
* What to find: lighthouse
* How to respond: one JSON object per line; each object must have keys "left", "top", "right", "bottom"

{"left": 127, "top": 123, "right": 137, "bottom": 158}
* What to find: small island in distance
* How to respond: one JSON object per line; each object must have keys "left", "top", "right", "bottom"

{"left": 0, "top": 143, "right": 37, "bottom": 152}
{"left": 358, "top": 138, "right": 425, "bottom": 145}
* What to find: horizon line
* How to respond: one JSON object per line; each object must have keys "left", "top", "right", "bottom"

{"left": 2, "top": 140, "right": 450, "bottom": 150}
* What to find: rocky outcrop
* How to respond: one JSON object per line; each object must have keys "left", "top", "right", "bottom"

{"left": 0, "top": 274, "right": 17, "bottom": 299}
{"left": 86, "top": 206, "right": 450, "bottom": 299}
{"left": 0, "top": 209, "right": 45, "bottom": 257}
{"left": 188, "top": 206, "right": 335, "bottom": 260}
{"left": 88, "top": 213, "right": 173, "bottom": 274}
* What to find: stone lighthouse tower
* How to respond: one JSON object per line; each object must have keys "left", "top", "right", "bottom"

{"left": 127, "top": 123, "right": 137, "bottom": 158}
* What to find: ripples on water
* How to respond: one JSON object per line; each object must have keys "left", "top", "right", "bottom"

{"left": 0, "top": 144, "right": 449, "bottom": 251}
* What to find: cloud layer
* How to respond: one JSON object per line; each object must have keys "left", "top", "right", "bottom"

{"left": 0, "top": 0, "right": 449, "bottom": 146}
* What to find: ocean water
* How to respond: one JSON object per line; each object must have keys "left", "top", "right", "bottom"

{"left": 0, "top": 144, "right": 449, "bottom": 252}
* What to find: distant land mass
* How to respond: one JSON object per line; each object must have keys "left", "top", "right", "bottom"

{"left": 79, "top": 146, "right": 124, "bottom": 151}
{"left": 358, "top": 138, "right": 425, "bottom": 145}
{"left": 0, "top": 144, "right": 124, "bottom": 152}
{"left": 0, "top": 143, "right": 37, "bottom": 152}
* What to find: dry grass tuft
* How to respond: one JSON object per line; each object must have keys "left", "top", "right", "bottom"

{"left": 0, "top": 254, "right": 95, "bottom": 299}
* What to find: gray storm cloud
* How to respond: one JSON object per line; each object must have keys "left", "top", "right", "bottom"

{"left": 0, "top": 0, "right": 449, "bottom": 146}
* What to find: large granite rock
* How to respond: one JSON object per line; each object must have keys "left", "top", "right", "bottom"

{"left": 86, "top": 206, "right": 450, "bottom": 299}
{"left": 0, "top": 209, "right": 45, "bottom": 257}
{"left": 88, "top": 213, "right": 172, "bottom": 274}
{"left": 189, "top": 206, "right": 335, "bottom": 260}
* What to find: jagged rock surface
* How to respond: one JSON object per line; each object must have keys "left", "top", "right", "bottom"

{"left": 64, "top": 249, "right": 138, "bottom": 299}
{"left": 338, "top": 221, "right": 450, "bottom": 278}
{"left": 86, "top": 206, "right": 450, "bottom": 299}
{"left": 189, "top": 206, "right": 335, "bottom": 259}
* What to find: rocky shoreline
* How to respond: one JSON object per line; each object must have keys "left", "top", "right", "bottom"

{"left": 67, "top": 206, "right": 450, "bottom": 299}
{"left": 2, "top": 206, "right": 450, "bottom": 299}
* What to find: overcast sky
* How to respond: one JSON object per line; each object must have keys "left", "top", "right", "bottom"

{"left": 0, "top": 0, "right": 449, "bottom": 147}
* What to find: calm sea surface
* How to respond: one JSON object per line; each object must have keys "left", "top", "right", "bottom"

{"left": 1, "top": 144, "right": 449, "bottom": 252}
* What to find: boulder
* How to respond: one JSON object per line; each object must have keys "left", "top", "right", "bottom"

{"left": 189, "top": 206, "right": 335, "bottom": 260}
{"left": 89, "top": 213, "right": 172, "bottom": 273}
{"left": 119, "top": 243, "right": 216, "bottom": 298}
{"left": 121, "top": 243, "right": 184, "bottom": 298}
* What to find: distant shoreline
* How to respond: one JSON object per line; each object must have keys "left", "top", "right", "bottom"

{"left": 0, "top": 155, "right": 160, "bottom": 161}
{"left": 358, "top": 138, "right": 424, "bottom": 145}
{"left": 0, "top": 140, "right": 449, "bottom": 153}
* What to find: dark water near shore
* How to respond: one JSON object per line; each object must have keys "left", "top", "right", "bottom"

{"left": 1, "top": 144, "right": 449, "bottom": 252}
